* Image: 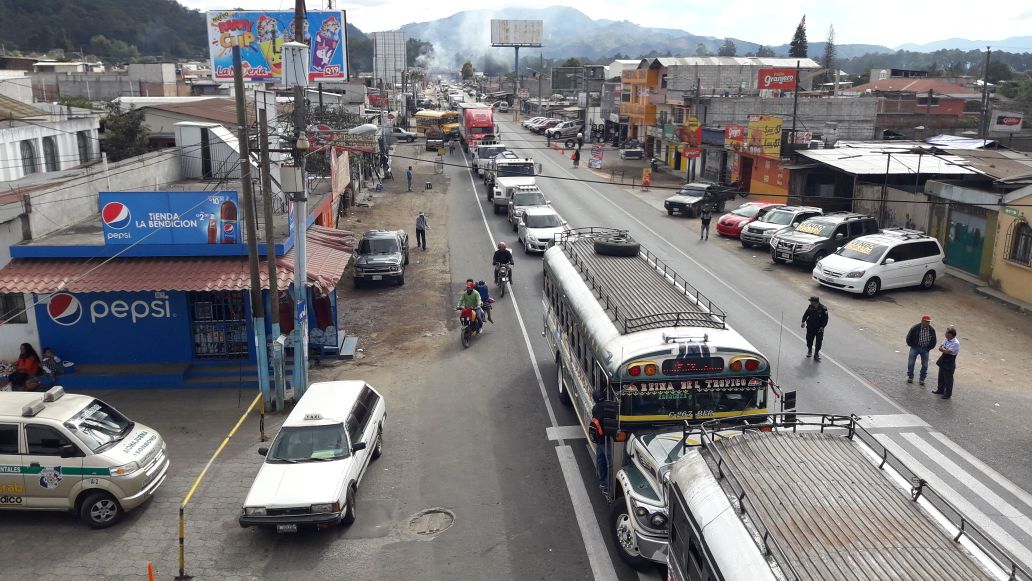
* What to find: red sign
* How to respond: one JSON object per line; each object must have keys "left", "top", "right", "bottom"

{"left": 724, "top": 125, "right": 745, "bottom": 151}
{"left": 682, "top": 148, "right": 702, "bottom": 159}
{"left": 757, "top": 68, "right": 797, "bottom": 90}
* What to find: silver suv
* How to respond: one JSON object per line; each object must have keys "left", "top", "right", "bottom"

{"left": 353, "top": 230, "right": 409, "bottom": 287}
{"left": 740, "top": 206, "right": 823, "bottom": 248}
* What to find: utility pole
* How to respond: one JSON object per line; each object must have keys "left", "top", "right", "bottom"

{"left": 538, "top": 53, "right": 543, "bottom": 115}
{"left": 258, "top": 108, "right": 283, "bottom": 410}
{"left": 979, "top": 46, "right": 991, "bottom": 144}
{"left": 790, "top": 60, "right": 801, "bottom": 148}
{"left": 233, "top": 46, "right": 271, "bottom": 403}
{"left": 291, "top": 0, "right": 310, "bottom": 400}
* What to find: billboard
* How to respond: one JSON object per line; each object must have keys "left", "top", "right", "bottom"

{"left": 100, "top": 191, "right": 240, "bottom": 246}
{"left": 990, "top": 110, "right": 1024, "bottom": 134}
{"left": 206, "top": 10, "right": 348, "bottom": 82}
{"left": 372, "top": 31, "right": 406, "bottom": 87}
{"left": 675, "top": 116, "right": 702, "bottom": 147}
{"left": 490, "top": 19, "right": 543, "bottom": 46}
{"left": 746, "top": 115, "right": 783, "bottom": 156}
{"left": 725, "top": 124, "right": 746, "bottom": 151}
{"left": 757, "top": 68, "right": 797, "bottom": 91}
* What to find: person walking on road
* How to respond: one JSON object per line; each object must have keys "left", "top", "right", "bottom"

{"left": 415, "top": 211, "right": 429, "bottom": 251}
{"left": 801, "top": 296, "right": 828, "bottom": 361}
{"left": 406, "top": 166, "right": 413, "bottom": 191}
{"left": 571, "top": 149, "right": 580, "bottom": 169}
{"left": 449, "top": 140, "right": 456, "bottom": 156}
{"left": 932, "top": 326, "right": 960, "bottom": 399}
{"left": 699, "top": 207, "right": 712, "bottom": 240}
{"left": 905, "top": 315, "right": 937, "bottom": 386}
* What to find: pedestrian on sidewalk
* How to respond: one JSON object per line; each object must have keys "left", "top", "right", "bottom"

{"left": 800, "top": 296, "right": 828, "bottom": 361}
{"left": 699, "top": 206, "right": 712, "bottom": 240}
{"left": 449, "top": 140, "right": 456, "bottom": 156}
{"left": 415, "top": 211, "right": 429, "bottom": 251}
{"left": 406, "top": 166, "right": 413, "bottom": 191}
{"left": 932, "top": 326, "right": 960, "bottom": 399}
{"left": 905, "top": 315, "right": 937, "bottom": 385}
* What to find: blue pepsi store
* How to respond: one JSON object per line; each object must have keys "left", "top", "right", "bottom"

{"left": 0, "top": 190, "right": 355, "bottom": 389}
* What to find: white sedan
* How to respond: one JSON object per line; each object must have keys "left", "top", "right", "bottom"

{"left": 517, "top": 206, "right": 569, "bottom": 254}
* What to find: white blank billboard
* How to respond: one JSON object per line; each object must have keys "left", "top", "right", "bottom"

{"left": 373, "top": 31, "right": 406, "bottom": 87}
{"left": 491, "top": 20, "right": 543, "bottom": 47}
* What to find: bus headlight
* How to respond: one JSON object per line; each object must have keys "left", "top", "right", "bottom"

{"left": 630, "top": 498, "right": 669, "bottom": 533}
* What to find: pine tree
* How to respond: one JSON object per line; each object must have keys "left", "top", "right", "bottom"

{"left": 789, "top": 16, "right": 808, "bottom": 58}
{"left": 718, "top": 39, "right": 737, "bottom": 57}
{"left": 822, "top": 25, "right": 836, "bottom": 70}
{"left": 756, "top": 45, "right": 776, "bottom": 58}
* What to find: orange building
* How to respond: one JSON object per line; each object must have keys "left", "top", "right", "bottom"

{"left": 619, "top": 67, "right": 657, "bottom": 142}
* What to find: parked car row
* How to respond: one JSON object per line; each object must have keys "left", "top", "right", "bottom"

{"left": 697, "top": 201, "right": 946, "bottom": 298}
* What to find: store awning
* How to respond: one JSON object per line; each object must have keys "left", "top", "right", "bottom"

{"left": 0, "top": 226, "right": 356, "bottom": 295}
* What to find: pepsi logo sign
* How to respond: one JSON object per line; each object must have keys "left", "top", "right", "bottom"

{"left": 101, "top": 202, "right": 132, "bottom": 230}
{"left": 47, "top": 293, "right": 82, "bottom": 326}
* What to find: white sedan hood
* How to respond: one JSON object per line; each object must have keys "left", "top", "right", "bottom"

{"left": 243, "top": 460, "right": 349, "bottom": 508}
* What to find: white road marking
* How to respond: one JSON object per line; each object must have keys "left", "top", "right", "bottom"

{"left": 557, "top": 445, "right": 620, "bottom": 581}
{"left": 874, "top": 433, "right": 1032, "bottom": 571}
{"left": 855, "top": 414, "right": 930, "bottom": 429}
{"left": 462, "top": 149, "right": 620, "bottom": 581}
{"left": 547, "top": 425, "right": 587, "bottom": 441}
{"left": 927, "top": 430, "right": 1032, "bottom": 512}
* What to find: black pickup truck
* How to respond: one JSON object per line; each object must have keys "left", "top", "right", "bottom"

{"left": 663, "top": 182, "right": 742, "bottom": 218}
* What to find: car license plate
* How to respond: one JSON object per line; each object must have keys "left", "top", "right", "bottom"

{"left": 371, "top": 275, "right": 382, "bottom": 281}
{"left": 776, "top": 251, "right": 791, "bottom": 260}
{"left": 820, "top": 278, "right": 833, "bottom": 284}
{"left": 277, "top": 524, "right": 298, "bottom": 533}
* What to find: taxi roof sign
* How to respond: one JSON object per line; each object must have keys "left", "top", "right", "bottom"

{"left": 303, "top": 413, "right": 324, "bottom": 421}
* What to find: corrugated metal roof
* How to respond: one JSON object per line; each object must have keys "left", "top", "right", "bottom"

{"left": 0, "top": 94, "right": 47, "bottom": 120}
{"left": 925, "top": 134, "right": 995, "bottom": 149}
{"left": 797, "top": 148, "right": 975, "bottom": 176}
{"left": 945, "top": 149, "right": 1032, "bottom": 183}
{"left": 0, "top": 226, "right": 356, "bottom": 294}
{"left": 650, "top": 56, "right": 821, "bottom": 68}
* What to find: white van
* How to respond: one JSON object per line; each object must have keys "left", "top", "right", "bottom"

{"left": 0, "top": 387, "right": 170, "bottom": 528}
{"left": 813, "top": 228, "right": 946, "bottom": 297}
{"left": 239, "top": 381, "right": 386, "bottom": 532}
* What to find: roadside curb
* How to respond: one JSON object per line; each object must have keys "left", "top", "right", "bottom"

{"left": 944, "top": 266, "right": 1032, "bottom": 315}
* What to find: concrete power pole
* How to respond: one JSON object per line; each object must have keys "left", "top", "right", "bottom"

{"left": 258, "top": 108, "right": 282, "bottom": 410}
{"left": 980, "top": 46, "right": 991, "bottom": 143}
{"left": 291, "top": 0, "right": 311, "bottom": 400}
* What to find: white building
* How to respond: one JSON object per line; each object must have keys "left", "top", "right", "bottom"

{"left": 0, "top": 96, "right": 100, "bottom": 183}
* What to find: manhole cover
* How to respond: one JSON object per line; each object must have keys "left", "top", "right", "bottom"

{"left": 408, "top": 508, "right": 455, "bottom": 536}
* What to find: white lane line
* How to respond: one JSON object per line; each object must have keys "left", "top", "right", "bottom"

{"left": 927, "top": 430, "right": 1032, "bottom": 512}
{"left": 502, "top": 120, "right": 907, "bottom": 415}
{"left": 556, "top": 445, "right": 620, "bottom": 581}
{"left": 463, "top": 149, "right": 621, "bottom": 581}
{"left": 855, "top": 414, "right": 930, "bottom": 430}
{"left": 547, "top": 425, "right": 587, "bottom": 441}
{"left": 873, "top": 433, "right": 1032, "bottom": 570}
{"left": 901, "top": 432, "right": 1032, "bottom": 525}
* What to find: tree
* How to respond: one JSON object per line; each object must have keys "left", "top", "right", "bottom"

{"left": 822, "top": 25, "right": 836, "bottom": 71}
{"left": 102, "top": 103, "right": 149, "bottom": 162}
{"left": 561, "top": 57, "right": 582, "bottom": 67}
{"left": 756, "top": 45, "right": 776, "bottom": 58}
{"left": 789, "top": 16, "right": 808, "bottom": 58}
{"left": 718, "top": 39, "right": 737, "bottom": 57}
{"left": 461, "top": 60, "right": 475, "bottom": 80}
{"left": 696, "top": 43, "right": 711, "bottom": 57}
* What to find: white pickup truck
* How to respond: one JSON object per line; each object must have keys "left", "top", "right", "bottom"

{"left": 492, "top": 177, "right": 538, "bottom": 214}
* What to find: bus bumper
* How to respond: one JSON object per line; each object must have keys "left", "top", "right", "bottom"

{"left": 635, "top": 530, "right": 669, "bottom": 563}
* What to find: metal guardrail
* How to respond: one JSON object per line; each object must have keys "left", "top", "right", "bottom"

{"left": 695, "top": 413, "right": 1032, "bottom": 581}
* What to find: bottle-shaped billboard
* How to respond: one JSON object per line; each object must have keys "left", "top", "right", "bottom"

{"left": 220, "top": 200, "right": 238, "bottom": 244}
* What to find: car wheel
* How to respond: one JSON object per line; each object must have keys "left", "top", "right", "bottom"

{"left": 921, "top": 271, "right": 936, "bottom": 290}
{"left": 341, "top": 488, "right": 357, "bottom": 525}
{"left": 372, "top": 426, "right": 383, "bottom": 460}
{"left": 863, "top": 277, "right": 881, "bottom": 298}
{"left": 354, "top": 278, "right": 363, "bottom": 289}
{"left": 80, "top": 492, "right": 123, "bottom": 529}
{"left": 771, "top": 250, "right": 787, "bottom": 264}
{"left": 610, "top": 498, "right": 651, "bottom": 570}
{"left": 812, "top": 250, "right": 828, "bottom": 265}
{"left": 397, "top": 273, "right": 405, "bottom": 286}
{"left": 741, "top": 240, "right": 753, "bottom": 248}
{"left": 557, "top": 355, "right": 571, "bottom": 405}
{"left": 524, "top": 239, "right": 531, "bottom": 254}
{"left": 404, "top": 252, "right": 410, "bottom": 266}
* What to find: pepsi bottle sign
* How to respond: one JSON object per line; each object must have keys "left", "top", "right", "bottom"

{"left": 99, "top": 191, "right": 240, "bottom": 246}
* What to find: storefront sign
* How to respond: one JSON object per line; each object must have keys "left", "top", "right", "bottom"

{"left": 757, "top": 68, "right": 796, "bottom": 90}
{"left": 990, "top": 110, "right": 1024, "bottom": 133}
{"left": 100, "top": 191, "right": 240, "bottom": 246}
{"left": 517, "top": 87, "right": 530, "bottom": 99}
{"left": 206, "top": 10, "right": 348, "bottom": 82}
{"left": 746, "top": 115, "right": 783, "bottom": 156}
{"left": 675, "top": 116, "right": 702, "bottom": 147}
{"left": 725, "top": 125, "right": 745, "bottom": 151}
{"left": 682, "top": 148, "right": 702, "bottom": 159}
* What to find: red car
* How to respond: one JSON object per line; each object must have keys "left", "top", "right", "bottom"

{"left": 715, "top": 202, "right": 783, "bottom": 238}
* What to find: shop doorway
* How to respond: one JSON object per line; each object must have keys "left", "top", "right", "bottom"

{"left": 189, "top": 291, "right": 249, "bottom": 359}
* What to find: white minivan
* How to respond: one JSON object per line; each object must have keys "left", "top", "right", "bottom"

{"left": 813, "top": 228, "right": 946, "bottom": 297}
{"left": 0, "top": 387, "right": 170, "bottom": 528}
{"left": 239, "top": 381, "right": 386, "bottom": 532}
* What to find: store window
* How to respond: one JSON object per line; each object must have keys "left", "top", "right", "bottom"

{"left": 43, "top": 136, "right": 59, "bottom": 172}
{"left": 77, "top": 131, "right": 91, "bottom": 163}
{"left": 20, "top": 140, "right": 38, "bottom": 175}
{"left": 1009, "top": 221, "right": 1032, "bottom": 267}
{"left": 673, "top": 107, "right": 685, "bottom": 125}
{"left": 189, "top": 291, "right": 249, "bottom": 358}
{"left": 0, "top": 293, "right": 27, "bottom": 324}
{"left": 621, "top": 88, "right": 631, "bottom": 103}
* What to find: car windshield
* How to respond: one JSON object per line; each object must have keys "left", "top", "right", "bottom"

{"left": 499, "top": 164, "right": 534, "bottom": 177}
{"left": 267, "top": 424, "right": 350, "bottom": 463}
{"left": 359, "top": 238, "right": 399, "bottom": 254}
{"left": 513, "top": 192, "right": 546, "bottom": 206}
{"left": 65, "top": 399, "right": 134, "bottom": 453}
{"left": 761, "top": 210, "right": 797, "bottom": 225}
{"left": 835, "top": 239, "right": 888, "bottom": 263}
{"left": 677, "top": 186, "right": 708, "bottom": 196}
{"left": 479, "top": 146, "right": 506, "bottom": 158}
{"left": 731, "top": 205, "right": 762, "bottom": 218}
{"left": 526, "top": 214, "right": 563, "bottom": 228}
{"left": 793, "top": 220, "right": 837, "bottom": 237}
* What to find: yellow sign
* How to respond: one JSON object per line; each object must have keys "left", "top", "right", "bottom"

{"left": 796, "top": 222, "right": 824, "bottom": 236}
{"left": 844, "top": 240, "right": 878, "bottom": 254}
{"left": 746, "top": 115, "right": 783, "bottom": 156}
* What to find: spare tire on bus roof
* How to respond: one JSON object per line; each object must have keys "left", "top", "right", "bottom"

{"left": 593, "top": 235, "right": 640, "bottom": 257}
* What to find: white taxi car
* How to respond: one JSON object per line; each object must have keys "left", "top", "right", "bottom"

{"left": 239, "top": 381, "right": 386, "bottom": 532}
{"left": 813, "top": 228, "right": 945, "bottom": 297}
{"left": 517, "top": 206, "right": 569, "bottom": 254}
{"left": 0, "top": 387, "right": 170, "bottom": 528}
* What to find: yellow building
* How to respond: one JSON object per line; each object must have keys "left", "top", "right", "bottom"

{"left": 619, "top": 67, "right": 656, "bottom": 141}
{"left": 990, "top": 187, "right": 1032, "bottom": 304}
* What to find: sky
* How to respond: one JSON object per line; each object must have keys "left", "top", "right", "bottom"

{"left": 181, "top": 1, "right": 1032, "bottom": 49}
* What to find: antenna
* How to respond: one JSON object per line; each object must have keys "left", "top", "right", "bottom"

{"left": 774, "top": 310, "right": 785, "bottom": 398}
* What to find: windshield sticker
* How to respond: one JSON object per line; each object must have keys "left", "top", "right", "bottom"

{"left": 844, "top": 240, "right": 878, "bottom": 255}
{"left": 39, "top": 466, "right": 63, "bottom": 489}
{"left": 123, "top": 432, "right": 156, "bottom": 456}
{"left": 795, "top": 222, "right": 825, "bottom": 235}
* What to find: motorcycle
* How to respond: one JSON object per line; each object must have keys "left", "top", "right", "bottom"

{"left": 495, "top": 264, "right": 512, "bottom": 298}
{"left": 457, "top": 307, "right": 484, "bottom": 348}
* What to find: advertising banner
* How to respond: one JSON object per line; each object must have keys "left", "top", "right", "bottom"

{"left": 757, "top": 68, "right": 797, "bottom": 91}
{"left": 100, "top": 191, "right": 240, "bottom": 246}
{"left": 989, "top": 110, "right": 1024, "bottom": 133}
{"left": 746, "top": 115, "right": 783, "bottom": 156}
{"left": 589, "top": 143, "right": 604, "bottom": 169}
{"left": 674, "top": 116, "right": 702, "bottom": 147}
{"left": 206, "top": 10, "right": 348, "bottom": 82}
{"left": 725, "top": 124, "right": 746, "bottom": 151}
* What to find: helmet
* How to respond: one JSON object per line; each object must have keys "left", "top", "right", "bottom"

{"left": 577, "top": 132, "right": 583, "bottom": 138}
{"left": 477, "top": 280, "right": 486, "bottom": 286}
{"left": 498, "top": 242, "right": 506, "bottom": 249}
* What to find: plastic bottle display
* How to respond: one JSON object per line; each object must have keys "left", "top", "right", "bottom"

{"left": 220, "top": 200, "right": 238, "bottom": 244}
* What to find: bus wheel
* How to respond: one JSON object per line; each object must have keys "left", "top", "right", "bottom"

{"left": 610, "top": 499, "right": 652, "bottom": 570}
{"left": 557, "top": 356, "right": 571, "bottom": 405}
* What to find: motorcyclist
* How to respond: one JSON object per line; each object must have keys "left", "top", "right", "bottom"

{"left": 492, "top": 242, "right": 514, "bottom": 284}
{"left": 474, "top": 280, "right": 494, "bottom": 324}
{"left": 457, "top": 280, "right": 484, "bottom": 333}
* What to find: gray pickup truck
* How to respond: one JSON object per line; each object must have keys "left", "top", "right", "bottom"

{"left": 663, "top": 182, "right": 742, "bottom": 218}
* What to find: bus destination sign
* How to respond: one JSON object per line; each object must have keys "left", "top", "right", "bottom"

{"left": 622, "top": 377, "right": 766, "bottom": 394}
